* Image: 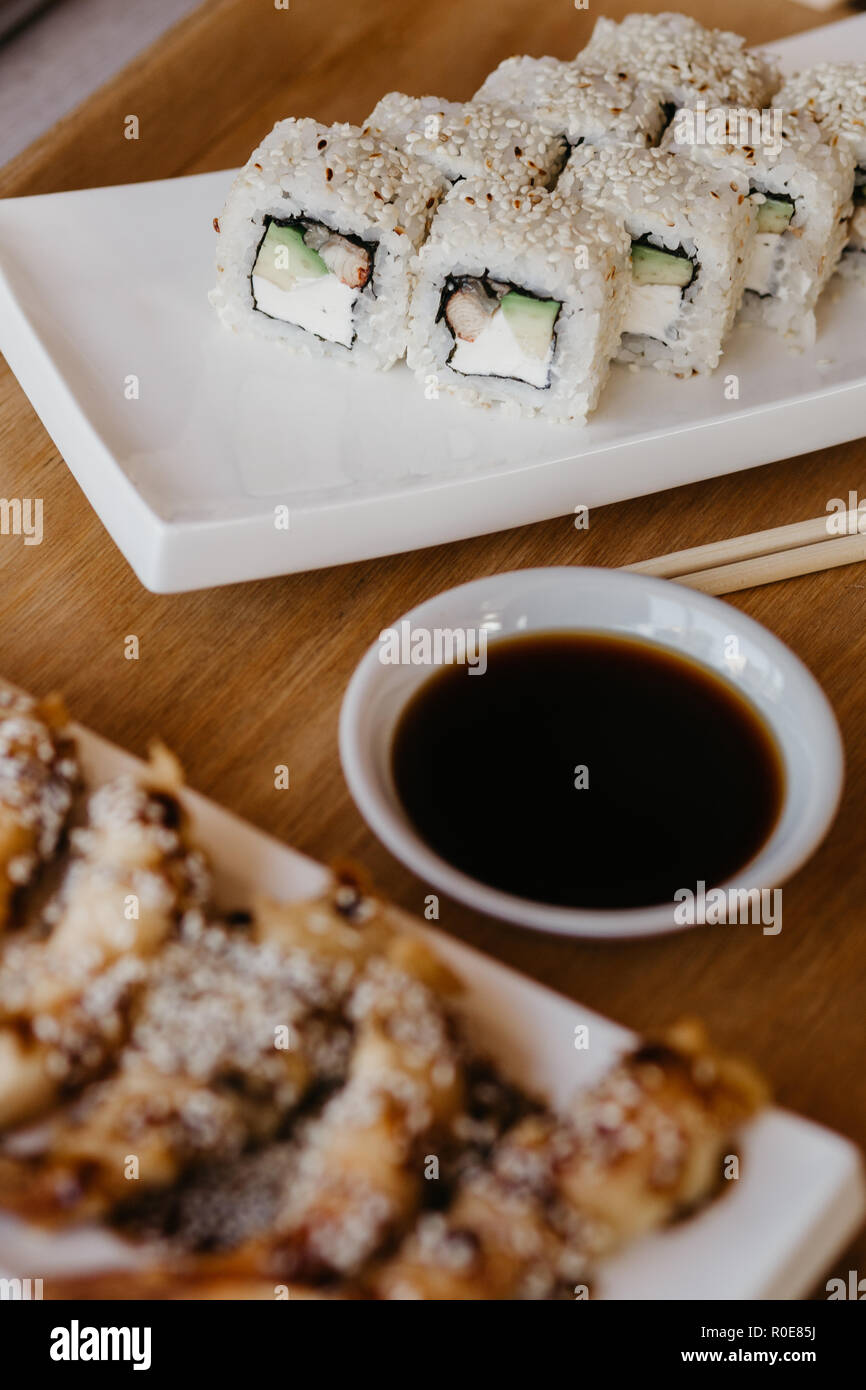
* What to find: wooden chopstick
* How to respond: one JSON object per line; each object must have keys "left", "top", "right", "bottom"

{"left": 622, "top": 511, "right": 866, "bottom": 596}
{"left": 666, "top": 532, "right": 866, "bottom": 595}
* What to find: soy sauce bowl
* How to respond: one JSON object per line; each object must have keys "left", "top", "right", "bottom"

{"left": 338, "top": 568, "right": 844, "bottom": 939}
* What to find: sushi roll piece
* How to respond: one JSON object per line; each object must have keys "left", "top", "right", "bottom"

{"left": 559, "top": 147, "right": 754, "bottom": 376}
{"left": 363, "top": 93, "right": 567, "bottom": 190}
{"left": 0, "top": 882, "right": 401, "bottom": 1219}
{"left": 372, "top": 1020, "right": 766, "bottom": 1299}
{"left": 0, "top": 750, "right": 208, "bottom": 1129}
{"left": 578, "top": 12, "right": 780, "bottom": 120}
{"left": 774, "top": 64, "right": 866, "bottom": 286}
{"left": 211, "top": 118, "right": 447, "bottom": 370}
{"left": 0, "top": 691, "right": 77, "bottom": 933}
{"left": 405, "top": 178, "right": 631, "bottom": 422}
{"left": 218, "top": 954, "right": 464, "bottom": 1282}
{"left": 1, "top": 911, "right": 341, "bottom": 1218}
{"left": 665, "top": 109, "right": 855, "bottom": 345}
{"left": 473, "top": 57, "right": 669, "bottom": 155}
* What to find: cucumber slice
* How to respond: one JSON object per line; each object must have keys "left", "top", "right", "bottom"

{"left": 500, "top": 291, "right": 559, "bottom": 359}
{"left": 630, "top": 241, "right": 694, "bottom": 288}
{"left": 755, "top": 195, "right": 794, "bottom": 235}
{"left": 254, "top": 222, "right": 328, "bottom": 290}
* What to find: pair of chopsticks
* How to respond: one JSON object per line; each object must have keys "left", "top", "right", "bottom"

{"left": 622, "top": 510, "right": 866, "bottom": 595}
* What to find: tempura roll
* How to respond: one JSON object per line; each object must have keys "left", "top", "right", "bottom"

{"left": 373, "top": 1021, "right": 767, "bottom": 1300}
{"left": 0, "top": 752, "right": 208, "bottom": 1129}
{"left": 0, "top": 690, "right": 77, "bottom": 932}
{"left": 0, "top": 885, "right": 427, "bottom": 1222}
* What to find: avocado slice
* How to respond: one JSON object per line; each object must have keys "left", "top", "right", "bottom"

{"left": 500, "top": 291, "right": 559, "bottom": 358}
{"left": 755, "top": 195, "right": 795, "bottom": 235}
{"left": 630, "top": 241, "right": 694, "bottom": 288}
{"left": 254, "top": 221, "right": 328, "bottom": 291}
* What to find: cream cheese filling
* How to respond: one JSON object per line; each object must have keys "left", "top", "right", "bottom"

{"left": 745, "top": 233, "right": 782, "bottom": 296}
{"left": 449, "top": 305, "right": 554, "bottom": 389}
{"left": 251, "top": 273, "right": 360, "bottom": 347}
{"left": 623, "top": 283, "right": 682, "bottom": 341}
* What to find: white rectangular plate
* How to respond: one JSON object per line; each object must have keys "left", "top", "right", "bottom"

{"left": 1, "top": 17, "right": 865, "bottom": 593}
{"left": 0, "top": 719, "right": 862, "bottom": 1298}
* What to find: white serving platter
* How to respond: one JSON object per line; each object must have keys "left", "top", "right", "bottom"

{"left": 0, "top": 719, "right": 862, "bottom": 1298}
{"left": 1, "top": 17, "right": 865, "bottom": 593}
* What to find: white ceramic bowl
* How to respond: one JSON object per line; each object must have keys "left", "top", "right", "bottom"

{"left": 339, "top": 567, "right": 844, "bottom": 939}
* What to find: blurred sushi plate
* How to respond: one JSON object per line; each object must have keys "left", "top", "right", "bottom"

{"left": 0, "top": 16, "right": 865, "bottom": 594}
{"left": 0, "top": 717, "right": 863, "bottom": 1297}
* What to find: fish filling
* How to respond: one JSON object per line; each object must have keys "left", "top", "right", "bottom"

{"left": 440, "top": 276, "right": 560, "bottom": 389}
{"left": 251, "top": 217, "right": 374, "bottom": 347}
{"left": 625, "top": 236, "right": 696, "bottom": 342}
{"left": 745, "top": 190, "right": 795, "bottom": 297}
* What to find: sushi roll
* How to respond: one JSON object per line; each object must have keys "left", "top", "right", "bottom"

{"left": 558, "top": 147, "right": 754, "bottom": 376}
{"left": 0, "top": 751, "right": 208, "bottom": 1130}
{"left": 0, "top": 691, "right": 77, "bottom": 933}
{"left": 665, "top": 109, "right": 855, "bottom": 345}
{"left": 473, "top": 57, "right": 669, "bottom": 155}
{"left": 211, "top": 118, "right": 447, "bottom": 370}
{"left": 405, "top": 178, "right": 631, "bottom": 423}
{"left": 373, "top": 1021, "right": 766, "bottom": 1300}
{"left": 363, "top": 93, "right": 567, "bottom": 190}
{"left": 578, "top": 13, "right": 780, "bottom": 120}
{"left": 774, "top": 64, "right": 866, "bottom": 286}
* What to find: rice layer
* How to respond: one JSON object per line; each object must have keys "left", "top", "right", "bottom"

{"left": 578, "top": 12, "right": 780, "bottom": 110}
{"left": 364, "top": 93, "right": 567, "bottom": 190}
{"left": 473, "top": 57, "right": 667, "bottom": 151}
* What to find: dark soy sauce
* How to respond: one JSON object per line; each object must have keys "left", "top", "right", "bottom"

{"left": 391, "top": 632, "right": 785, "bottom": 910}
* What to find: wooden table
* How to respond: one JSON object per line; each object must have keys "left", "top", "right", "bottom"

{"left": 1, "top": 0, "right": 864, "bottom": 1294}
